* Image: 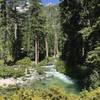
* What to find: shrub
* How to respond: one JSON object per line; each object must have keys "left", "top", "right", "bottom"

{"left": 55, "top": 59, "right": 66, "bottom": 74}
{"left": 0, "top": 66, "right": 25, "bottom": 78}
{"left": 13, "top": 68, "right": 25, "bottom": 78}
{"left": 36, "top": 57, "right": 54, "bottom": 75}
{"left": 1, "top": 86, "right": 100, "bottom": 100}
{"left": 36, "top": 67, "right": 45, "bottom": 75}
{"left": 0, "top": 96, "right": 4, "bottom": 100}
{"left": 80, "top": 87, "right": 100, "bottom": 100}
{"left": 0, "top": 60, "right": 4, "bottom": 66}
{"left": 16, "top": 57, "right": 32, "bottom": 66}
{"left": 37, "top": 57, "right": 54, "bottom": 67}
{"left": 37, "top": 59, "right": 48, "bottom": 67}
{"left": 0, "top": 66, "right": 14, "bottom": 78}
{"left": 85, "top": 47, "right": 100, "bottom": 88}
{"left": 2, "top": 86, "right": 68, "bottom": 100}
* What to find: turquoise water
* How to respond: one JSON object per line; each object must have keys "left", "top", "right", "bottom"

{"left": 32, "top": 77, "right": 80, "bottom": 94}
{"left": 30, "top": 64, "right": 80, "bottom": 94}
{"left": 0, "top": 77, "right": 80, "bottom": 95}
{"left": 0, "top": 64, "right": 80, "bottom": 95}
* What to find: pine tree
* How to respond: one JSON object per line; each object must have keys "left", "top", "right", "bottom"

{"left": 7, "top": 0, "right": 23, "bottom": 62}
{"left": 60, "top": 0, "right": 84, "bottom": 67}
{"left": 60, "top": 0, "right": 100, "bottom": 88}
{"left": 0, "top": 0, "right": 10, "bottom": 64}
{"left": 29, "top": 0, "right": 44, "bottom": 64}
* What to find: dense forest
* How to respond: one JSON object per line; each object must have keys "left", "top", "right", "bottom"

{"left": 0, "top": 0, "right": 100, "bottom": 100}
{"left": 0, "top": 0, "right": 62, "bottom": 64}
{"left": 60, "top": 0, "right": 100, "bottom": 89}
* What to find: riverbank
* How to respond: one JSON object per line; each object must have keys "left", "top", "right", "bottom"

{"left": 0, "top": 58, "right": 100, "bottom": 100}
{"left": 0, "top": 57, "right": 80, "bottom": 94}
{"left": 0, "top": 63, "right": 79, "bottom": 93}
{"left": 0, "top": 68, "right": 43, "bottom": 87}
{"left": 0, "top": 84, "right": 100, "bottom": 100}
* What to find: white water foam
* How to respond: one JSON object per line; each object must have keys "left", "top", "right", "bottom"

{"left": 44, "top": 65, "right": 74, "bottom": 84}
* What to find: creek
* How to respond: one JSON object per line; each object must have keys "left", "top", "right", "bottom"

{"left": 32, "top": 64, "right": 80, "bottom": 94}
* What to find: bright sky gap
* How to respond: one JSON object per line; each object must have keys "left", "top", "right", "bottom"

{"left": 41, "top": 0, "right": 59, "bottom": 5}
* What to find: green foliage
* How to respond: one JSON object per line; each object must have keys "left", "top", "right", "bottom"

{"left": 0, "top": 66, "right": 24, "bottom": 78}
{"left": 36, "top": 57, "right": 54, "bottom": 75}
{"left": 1, "top": 86, "right": 100, "bottom": 100}
{"left": 35, "top": 66, "right": 45, "bottom": 75}
{"left": 37, "top": 57, "right": 54, "bottom": 67}
{"left": 16, "top": 57, "right": 32, "bottom": 66}
{"left": 86, "top": 47, "right": 100, "bottom": 67}
{"left": 84, "top": 46, "right": 100, "bottom": 88}
{"left": 0, "top": 60, "right": 4, "bottom": 66}
{"left": 80, "top": 87, "right": 100, "bottom": 100}
{"left": 0, "top": 86, "right": 67, "bottom": 100}
{"left": 60, "top": 0, "right": 100, "bottom": 89}
{"left": 37, "top": 59, "right": 48, "bottom": 67}
{"left": 89, "top": 70, "right": 100, "bottom": 88}
{"left": 0, "top": 0, "right": 99, "bottom": 95}
{"left": 79, "top": 27, "right": 93, "bottom": 39}
{"left": 55, "top": 59, "right": 66, "bottom": 74}
{"left": 42, "top": 5, "right": 62, "bottom": 56}
{"left": 0, "top": 57, "right": 37, "bottom": 78}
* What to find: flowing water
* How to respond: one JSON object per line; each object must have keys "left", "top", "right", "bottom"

{"left": 32, "top": 64, "right": 80, "bottom": 94}
{"left": 0, "top": 64, "right": 80, "bottom": 95}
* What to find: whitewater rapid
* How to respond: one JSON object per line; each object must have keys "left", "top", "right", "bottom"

{"left": 43, "top": 64, "right": 75, "bottom": 84}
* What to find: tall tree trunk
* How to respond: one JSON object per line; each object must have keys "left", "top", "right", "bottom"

{"left": 14, "top": 23, "right": 17, "bottom": 40}
{"left": 2, "top": 0, "right": 7, "bottom": 64}
{"left": 3, "top": 31, "right": 7, "bottom": 65}
{"left": 37, "top": 36, "right": 39, "bottom": 62}
{"left": 45, "top": 36, "right": 48, "bottom": 58}
{"left": 56, "top": 33, "right": 59, "bottom": 55}
{"left": 35, "top": 35, "right": 38, "bottom": 65}
{"left": 12, "top": 23, "right": 17, "bottom": 62}
{"left": 54, "top": 33, "right": 58, "bottom": 57}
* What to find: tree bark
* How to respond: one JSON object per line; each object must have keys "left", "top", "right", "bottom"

{"left": 37, "top": 36, "right": 39, "bottom": 62}
{"left": 14, "top": 23, "right": 17, "bottom": 40}
{"left": 35, "top": 35, "right": 38, "bottom": 65}
{"left": 45, "top": 36, "right": 49, "bottom": 58}
{"left": 54, "top": 33, "right": 58, "bottom": 57}
{"left": 12, "top": 23, "right": 18, "bottom": 62}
